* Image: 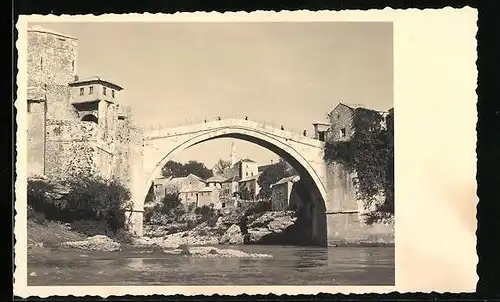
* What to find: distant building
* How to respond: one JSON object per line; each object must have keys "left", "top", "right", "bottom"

{"left": 179, "top": 186, "right": 220, "bottom": 208}
{"left": 313, "top": 102, "right": 393, "bottom": 143}
{"left": 270, "top": 175, "right": 301, "bottom": 211}
{"left": 206, "top": 174, "right": 226, "bottom": 189}
{"left": 152, "top": 173, "right": 206, "bottom": 202}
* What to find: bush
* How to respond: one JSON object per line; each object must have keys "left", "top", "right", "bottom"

{"left": 196, "top": 205, "right": 219, "bottom": 226}
{"left": 245, "top": 200, "right": 271, "bottom": 216}
{"left": 70, "top": 220, "right": 112, "bottom": 237}
{"left": 27, "top": 173, "right": 131, "bottom": 234}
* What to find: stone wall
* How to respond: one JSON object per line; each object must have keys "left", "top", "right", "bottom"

{"left": 27, "top": 101, "right": 45, "bottom": 176}
{"left": 327, "top": 104, "right": 355, "bottom": 142}
{"left": 44, "top": 120, "right": 99, "bottom": 177}
{"left": 27, "top": 29, "right": 78, "bottom": 121}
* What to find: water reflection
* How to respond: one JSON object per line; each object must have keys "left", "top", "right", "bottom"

{"left": 28, "top": 245, "right": 394, "bottom": 286}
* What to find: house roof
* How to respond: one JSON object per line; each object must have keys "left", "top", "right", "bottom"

{"left": 223, "top": 175, "right": 241, "bottom": 183}
{"left": 28, "top": 26, "right": 78, "bottom": 40}
{"left": 68, "top": 76, "right": 124, "bottom": 91}
{"left": 180, "top": 186, "right": 218, "bottom": 193}
{"left": 239, "top": 158, "right": 256, "bottom": 163}
{"left": 270, "top": 175, "right": 300, "bottom": 188}
{"left": 330, "top": 102, "right": 389, "bottom": 114}
{"left": 239, "top": 175, "right": 259, "bottom": 183}
{"left": 154, "top": 173, "right": 206, "bottom": 186}
{"left": 206, "top": 175, "right": 227, "bottom": 183}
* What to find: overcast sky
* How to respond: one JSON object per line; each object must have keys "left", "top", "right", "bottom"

{"left": 31, "top": 21, "right": 393, "bottom": 171}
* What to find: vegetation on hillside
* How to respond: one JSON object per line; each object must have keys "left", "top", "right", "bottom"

{"left": 161, "top": 160, "right": 213, "bottom": 179}
{"left": 27, "top": 173, "right": 132, "bottom": 238}
{"left": 324, "top": 108, "right": 394, "bottom": 224}
{"left": 257, "top": 159, "right": 296, "bottom": 199}
{"left": 213, "top": 159, "right": 232, "bottom": 176}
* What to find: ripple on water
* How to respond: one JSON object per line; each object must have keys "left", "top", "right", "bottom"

{"left": 28, "top": 245, "right": 394, "bottom": 286}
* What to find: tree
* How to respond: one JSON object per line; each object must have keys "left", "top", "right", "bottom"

{"left": 257, "top": 160, "right": 295, "bottom": 199}
{"left": 161, "top": 160, "right": 213, "bottom": 179}
{"left": 213, "top": 159, "right": 231, "bottom": 176}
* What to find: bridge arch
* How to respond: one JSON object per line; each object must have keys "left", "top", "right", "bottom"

{"left": 137, "top": 119, "right": 328, "bottom": 245}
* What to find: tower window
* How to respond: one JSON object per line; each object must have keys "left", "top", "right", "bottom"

{"left": 340, "top": 128, "right": 346, "bottom": 138}
{"left": 318, "top": 131, "right": 325, "bottom": 141}
{"left": 103, "top": 87, "right": 107, "bottom": 96}
{"left": 79, "top": 87, "right": 84, "bottom": 96}
{"left": 112, "top": 90, "right": 115, "bottom": 98}
{"left": 89, "top": 86, "right": 94, "bottom": 94}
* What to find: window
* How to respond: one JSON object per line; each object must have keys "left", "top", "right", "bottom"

{"left": 246, "top": 172, "right": 248, "bottom": 176}
{"left": 89, "top": 86, "right": 94, "bottom": 94}
{"left": 112, "top": 90, "right": 115, "bottom": 98}
{"left": 340, "top": 128, "right": 346, "bottom": 138}
{"left": 40, "top": 57, "right": 43, "bottom": 70}
{"left": 79, "top": 87, "right": 84, "bottom": 96}
{"left": 318, "top": 131, "right": 325, "bottom": 142}
{"left": 72, "top": 60, "right": 75, "bottom": 71}
{"left": 27, "top": 102, "right": 31, "bottom": 114}
{"left": 103, "top": 87, "right": 107, "bottom": 95}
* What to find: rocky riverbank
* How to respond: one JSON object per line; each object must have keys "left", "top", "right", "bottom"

{"left": 143, "top": 209, "right": 299, "bottom": 247}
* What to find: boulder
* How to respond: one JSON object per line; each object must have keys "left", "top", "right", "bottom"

{"left": 163, "top": 246, "right": 272, "bottom": 258}
{"left": 161, "top": 231, "right": 219, "bottom": 246}
{"left": 245, "top": 211, "right": 297, "bottom": 244}
{"left": 219, "top": 224, "right": 244, "bottom": 245}
{"left": 60, "top": 235, "right": 121, "bottom": 252}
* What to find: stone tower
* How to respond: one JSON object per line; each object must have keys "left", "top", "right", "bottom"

{"left": 230, "top": 141, "right": 237, "bottom": 166}
{"left": 26, "top": 26, "right": 79, "bottom": 176}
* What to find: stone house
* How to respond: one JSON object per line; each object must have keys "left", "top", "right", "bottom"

{"left": 318, "top": 102, "right": 392, "bottom": 143}
{"left": 152, "top": 173, "right": 206, "bottom": 202}
{"left": 26, "top": 26, "right": 139, "bottom": 187}
{"left": 270, "top": 175, "right": 301, "bottom": 211}
{"left": 179, "top": 186, "right": 220, "bottom": 208}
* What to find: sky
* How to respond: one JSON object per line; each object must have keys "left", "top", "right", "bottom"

{"left": 31, "top": 21, "right": 393, "bottom": 171}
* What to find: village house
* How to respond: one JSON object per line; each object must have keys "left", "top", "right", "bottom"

{"left": 152, "top": 173, "right": 206, "bottom": 203}
{"left": 313, "top": 102, "right": 394, "bottom": 143}
{"left": 179, "top": 186, "right": 220, "bottom": 208}
{"left": 270, "top": 175, "right": 301, "bottom": 211}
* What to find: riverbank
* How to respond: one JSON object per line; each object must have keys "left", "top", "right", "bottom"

{"left": 27, "top": 208, "right": 394, "bottom": 254}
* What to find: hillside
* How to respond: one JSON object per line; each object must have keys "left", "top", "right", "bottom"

{"left": 27, "top": 219, "right": 86, "bottom": 249}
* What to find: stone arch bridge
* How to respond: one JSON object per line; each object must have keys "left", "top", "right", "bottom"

{"left": 127, "top": 118, "right": 362, "bottom": 246}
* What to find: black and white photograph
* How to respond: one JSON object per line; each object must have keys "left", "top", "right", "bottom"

{"left": 14, "top": 10, "right": 477, "bottom": 296}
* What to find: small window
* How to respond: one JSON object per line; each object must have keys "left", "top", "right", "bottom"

{"left": 318, "top": 131, "right": 325, "bottom": 142}
{"left": 79, "top": 87, "right": 84, "bottom": 96}
{"left": 40, "top": 57, "right": 43, "bottom": 70}
{"left": 246, "top": 172, "right": 248, "bottom": 176}
{"left": 112, "top": 90, "right": 115, "bottom": 98}
{"left": 340, "top": 128, "right": 346, "bottom": 138}
{"left": 27, "top": 102, "right": 31, "bottom": 114}
{"left": 72, "top": 60, "right": 75, "bottom": 71}
{"left": 89, "top": 86, "right": 94, "bottom": 94}
{"left": 103, "top": 87, "right": 107, "bottom": 95}
{"left": 251, "top": 172, "right": 254, "bottom": 176}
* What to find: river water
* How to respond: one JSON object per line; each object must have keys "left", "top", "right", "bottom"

{"left": 28, "top": 245, "right": 394, "bottom": 286}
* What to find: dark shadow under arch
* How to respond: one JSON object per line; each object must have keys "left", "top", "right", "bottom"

{"left": 163, "top": 132, "right": 328, "bottom": 246}
{"left": 81, "top": 114, "right": 98, "bottom": 123}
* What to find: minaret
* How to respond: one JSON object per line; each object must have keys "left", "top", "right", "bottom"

{"left": 230, "top": 142, "right": 237, "bottom": 166}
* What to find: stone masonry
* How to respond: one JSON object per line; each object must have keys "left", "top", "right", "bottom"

{"left": 26, "top": 26, "right": 138, "bottom": 212}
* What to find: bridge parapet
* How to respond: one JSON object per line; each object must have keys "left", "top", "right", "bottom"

{"left": 143, "top": 118, "right": 325, "bottom": 148}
